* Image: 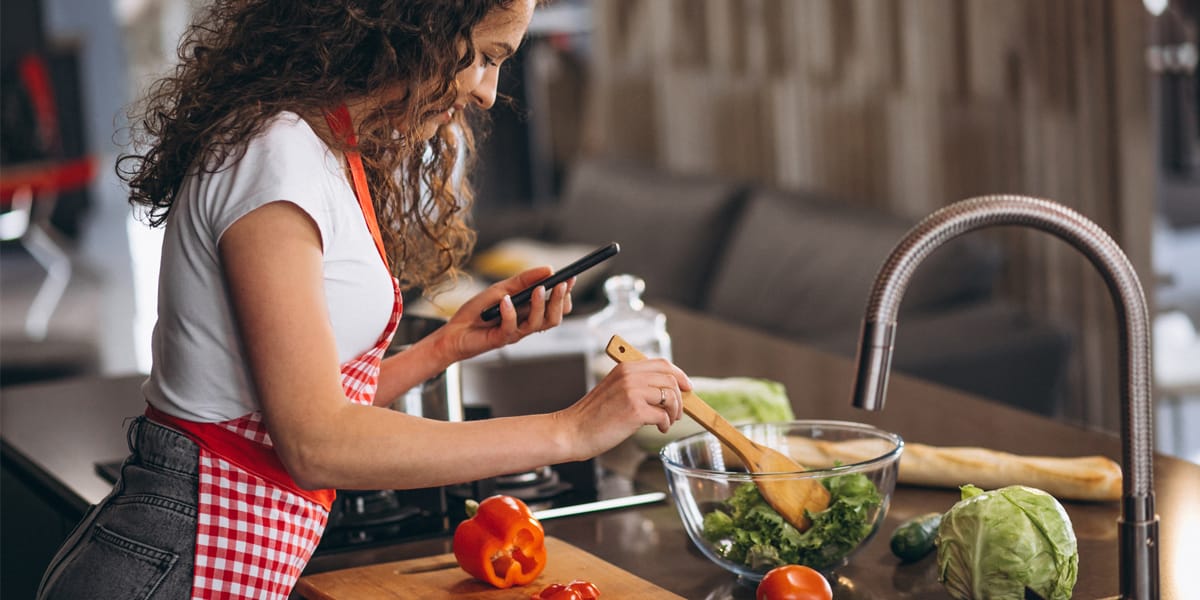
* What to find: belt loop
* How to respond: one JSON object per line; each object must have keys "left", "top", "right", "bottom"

{"left": 126, "top": 416, "right": 143, "bottom": 454}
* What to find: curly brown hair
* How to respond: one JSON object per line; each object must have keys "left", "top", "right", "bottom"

{"left": 119, "top": 0, "right": 523, "bottom": 290}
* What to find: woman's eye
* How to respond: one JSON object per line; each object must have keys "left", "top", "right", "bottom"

{"left": 481, "top": 54, "right": 499, "bottom": 67}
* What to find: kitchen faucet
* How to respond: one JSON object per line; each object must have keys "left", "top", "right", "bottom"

{"left": 850, "top": 195, "right": 1159, "bottom": 599}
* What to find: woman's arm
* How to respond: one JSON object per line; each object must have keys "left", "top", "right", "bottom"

{"left": 219, "top": 202, "right": 687, "bottom": 491}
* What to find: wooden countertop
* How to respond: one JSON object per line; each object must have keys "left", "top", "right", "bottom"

{"left": 3, "top": 305, "right": 1198, "bottom": 598}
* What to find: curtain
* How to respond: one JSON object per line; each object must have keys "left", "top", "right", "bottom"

{"left": 581, "top": 0, "right": 1155, "bottom": 432}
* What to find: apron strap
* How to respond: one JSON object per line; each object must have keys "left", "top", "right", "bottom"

{"left": 324, "top": 104, "right": 389, "bottom": 270}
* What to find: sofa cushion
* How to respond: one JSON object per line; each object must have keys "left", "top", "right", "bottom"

{"left": 703, "top": 188, "right": 1003, "bottom": 338}
{"left": 811, "top": 301, "right": 1072, "bottom": 416}
{"left": 552, "top": 160, "right": 747, "bottom": 308}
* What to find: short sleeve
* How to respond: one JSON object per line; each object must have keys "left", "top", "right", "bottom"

{"left": 204, "top": 114, "right": 340, "bottom": 250}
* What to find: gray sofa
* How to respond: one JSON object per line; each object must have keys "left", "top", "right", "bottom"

{"left": 471, "top": 159, "right": 1072, "bottom": 417}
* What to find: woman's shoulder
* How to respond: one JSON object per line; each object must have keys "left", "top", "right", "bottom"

{"left": 191, "top": 111, "right": 344, "bottom": 235}
{"left": 233, "top": 111, "right": 336, "bottom": 179}
{"left": 249, "top": 112, "right": 327, "bottom": 157}
{"left": 259, "top": 111, "right": 319, "bottom": 139}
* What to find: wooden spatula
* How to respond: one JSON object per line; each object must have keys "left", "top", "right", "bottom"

{"left": 605, "top": 335, "right": 831, "bottom": 531}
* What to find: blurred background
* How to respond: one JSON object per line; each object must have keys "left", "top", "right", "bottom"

{"left": 2, "top": 0, "right": 1197, "bottom": 459}
{"left": 2, "top": 2, "right": 1199, "bottom": 598}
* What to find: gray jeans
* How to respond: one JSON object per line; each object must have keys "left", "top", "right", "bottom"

{"left": 37, "top": 417, "right": 198, "bottom": 599}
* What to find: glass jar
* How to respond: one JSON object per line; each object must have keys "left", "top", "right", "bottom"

{"left": 584, "top": 274, "right": 672, "bottom": 390}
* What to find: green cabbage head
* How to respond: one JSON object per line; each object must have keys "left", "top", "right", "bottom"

{"left": 935, "top": 484, "right": 1078, "bottom": 600}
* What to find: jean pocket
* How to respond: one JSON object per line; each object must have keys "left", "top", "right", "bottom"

{"left": 38, "top": 523, "right": 179, "bottom": 600}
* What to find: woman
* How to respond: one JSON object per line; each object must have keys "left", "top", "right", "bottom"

{"left": 37, "top": 1, "right": 690, "bottom": 598}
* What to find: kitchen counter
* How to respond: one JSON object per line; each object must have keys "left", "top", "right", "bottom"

{"left": 3, "top": 305, "right": 1198, "bottom": 598}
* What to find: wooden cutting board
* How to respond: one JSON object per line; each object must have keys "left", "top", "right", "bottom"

{"left": 294, "top": 537, "right": 684, "bottom": 599}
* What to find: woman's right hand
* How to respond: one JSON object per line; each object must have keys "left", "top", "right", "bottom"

{"left": 376, "top": 267, "right": 573, "bottom": 410}
{"left": 556, "top": 358, "right": 692, "bottom": 460}
{"left": 434, "top": 266, "right": 575, "bottom": 362}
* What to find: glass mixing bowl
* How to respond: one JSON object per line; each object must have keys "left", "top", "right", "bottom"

{"left": 660, "top": 420, "right": 903, "bottom": 584}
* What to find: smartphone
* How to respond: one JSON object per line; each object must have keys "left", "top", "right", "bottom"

{"left": 480, "top": 241, "right": 620, "bottom": 322}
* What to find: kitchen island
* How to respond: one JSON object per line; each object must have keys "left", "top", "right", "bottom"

{"left": 3, "top": 305, "right": 1198, "bottom": 598}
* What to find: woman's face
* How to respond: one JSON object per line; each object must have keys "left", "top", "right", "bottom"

{"left": 419, "top": 0, "right": 535, "bottom": 139}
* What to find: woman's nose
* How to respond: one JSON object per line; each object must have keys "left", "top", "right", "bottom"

{"left": 469, "top": 67, "right": 499, "bottom": 110}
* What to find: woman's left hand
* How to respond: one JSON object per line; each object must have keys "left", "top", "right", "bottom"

{"left": 436, "top": 266, "right": 575, "bottom": 362}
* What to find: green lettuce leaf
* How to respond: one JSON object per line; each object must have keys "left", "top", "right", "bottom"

{"left": 700, "top": 473, "right": 882, "bottom": 571}
{"left": 693, "top": 377, "right": 795, "bottom": 424}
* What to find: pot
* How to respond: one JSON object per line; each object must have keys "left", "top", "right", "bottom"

{"left": 386, "top": 316, "right": 464, "bottom": 422}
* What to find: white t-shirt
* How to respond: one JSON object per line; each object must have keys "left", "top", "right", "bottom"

{"left": 143, "top": 112, "right": 395, "bottom": 422}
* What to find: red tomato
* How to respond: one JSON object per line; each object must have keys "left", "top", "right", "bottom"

{"left": 563, "top": 580, "right": 599, "bottom": 599}
{"left": 531, "top": 583, "right": 577, "bottom": 600}
{"left": 755, "top": 565, "right": 832, "bottom": 600}
{"left": 531, "top": 579, "right": 600, "bottom": 600}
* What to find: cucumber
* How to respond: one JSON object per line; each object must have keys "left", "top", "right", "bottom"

{"left": 890, "top": 512, "right": 942, "bottom": 562}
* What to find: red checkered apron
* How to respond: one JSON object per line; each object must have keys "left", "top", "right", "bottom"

{"left": 147, "top": 105, "right": 398, "bottom": 598}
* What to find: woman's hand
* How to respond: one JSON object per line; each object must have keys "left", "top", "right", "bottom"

{"left": 432, "top": 266, "right": 576, "bottom": 363}
{"left": 555, "top": 359, "right": 691, "bottom": 461}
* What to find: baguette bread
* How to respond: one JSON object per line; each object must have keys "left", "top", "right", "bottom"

{"left": 782, "top": 436, "right": 1122, "bottom": 501}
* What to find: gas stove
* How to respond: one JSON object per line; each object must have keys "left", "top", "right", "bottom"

{"left": 315, "top": 458, "right": 599, "bottom": 554}
{"left": 319, "top": 486, "right": 446, "bottom": 550}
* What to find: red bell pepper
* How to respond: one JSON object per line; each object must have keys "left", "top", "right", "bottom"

{"left": 453, "top": 495, "right": 548, "bottom": 588}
